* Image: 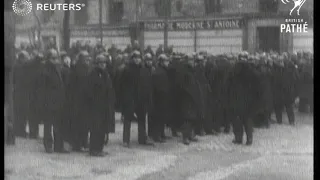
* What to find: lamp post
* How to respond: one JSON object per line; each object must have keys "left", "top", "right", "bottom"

{"left": 163, "top": 0, "right": 169, "bottom": 50}
{"left": 99, "top": 0, "right": 103, "bottom": 45}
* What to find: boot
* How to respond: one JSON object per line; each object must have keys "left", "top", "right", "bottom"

{"left": 183, "top": 137, "right": 190, "bottom": 145}
{"left": 139, "top": 138, "right": 155, "bottom": 146}
{"left": 246, "top": 138, "right": 253, "bottom": 146}
{"left": 90, "top": 151, "right": 107, "bottom": 157}
{"left": 55, "top": 148, "right": 70, "bottom": 153}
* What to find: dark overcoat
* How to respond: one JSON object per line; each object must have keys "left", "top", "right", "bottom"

{"left": 84, "top": 67, "right": 115, "bottom": 133}
{"left": 175, "top": 64, "right": 203, "bottom": 126}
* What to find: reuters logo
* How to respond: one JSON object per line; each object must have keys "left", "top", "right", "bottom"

{"left": 12, "top": 0, "right": 33, "bottom": 16}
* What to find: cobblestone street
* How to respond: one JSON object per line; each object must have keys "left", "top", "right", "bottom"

{"left": 5, "top": 112, "right": 313, "bottom": 180}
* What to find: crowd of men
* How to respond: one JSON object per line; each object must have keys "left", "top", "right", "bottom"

{"left": 10, "top": 41, "right": 313, "bottom": 157}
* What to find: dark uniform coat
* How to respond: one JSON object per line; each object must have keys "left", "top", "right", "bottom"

{"left": 85, "top": 67, "right": 115, "bottom": 133}
{"left": 175, "top": 64, "right": 203, "bottom": 127}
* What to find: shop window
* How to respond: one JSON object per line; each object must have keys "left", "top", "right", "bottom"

{"left": 109, "top": 1, "right": 124, "bottom": 24}
{"left": 205, "top": 0, "right": 221, "bottom": 15}
{"left": 154, "top": 0, "right": 171, "bottom": 17}
{"left": 259, "top": 0, "right": 279, "bottom": 13}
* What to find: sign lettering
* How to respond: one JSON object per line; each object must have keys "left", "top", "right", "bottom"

{"left": 143, "top": 19, "right": 243, "bottom": 31}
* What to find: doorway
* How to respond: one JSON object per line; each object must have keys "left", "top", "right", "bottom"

{"left": 257, "top": 26, "right": 280, "bottom": 53}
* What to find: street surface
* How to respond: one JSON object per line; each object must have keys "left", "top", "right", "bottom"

{"left": 5, "top": 112, "right": 313, "bottom": 180}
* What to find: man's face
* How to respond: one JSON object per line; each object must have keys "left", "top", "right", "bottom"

{"left": 63, "top": 57, "right": 71, "bottom": 67}
{"left": 97, "top": 62, "right": 106, "bottom": 69}
{"left": 187, "top": 59, "right": 194, "bottom": 67}
{"left": 84, "top": 57, "right": 91, "bottom": 66}
{"left": 163, "top": 60, "right": 170, "bottom": 67}
{"left": 133, "top": 57, "right": 141, "bottom": 65}
{"left": 50, "top": 56, "right": 60, "bottom": 65}
{"left": 145, "top": 60, "right": 153, "bottom": 67}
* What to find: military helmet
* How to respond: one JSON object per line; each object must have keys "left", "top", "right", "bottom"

{"left": 123, "top": 53, "right": 129, "bottom": 58}
{"left": 158, "top": 54, "right": 168, "bottom": 61}
{"left": 238, "top": 51, "right": 248, "bottom": 61}
{"left": 195, "top": 55, "right": 205, "bottom": 61}
{"left": 78, "top": 50, "right": 90, "bottom": 60}
{"left": 95, "top": 54, "right": 107, "bottom": 63}
{"left": 78, "top": 50, "right": 89, "bottom": 57}
{"left": 144, "top": 53, "right": 152, "bottom": 60}
{"left": 116, "top": 54, "right": 123, "bottom": 61}
{"left": 186, "top": 53, "right": 194, "bottom": 60}
{"left": 46, "top": 48, "right": 59, "bottom": 59}
{"left": 131, "top": 50, "right": 141, "bottom": 58}
{"left": 60, "top": 50, "right": 67, "bottom": 56}
{"left": 18, "top": 50, "right": 31, "bottom": 60}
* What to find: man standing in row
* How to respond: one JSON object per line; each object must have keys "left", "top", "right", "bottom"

{"left": 84, "top": 55, "right": 115, "bottom": 156}
{"left": 37, "top": 49, "right": 69, "bottom": 153}
{"left": 120, "top": 51, "right": 154, "bottom": 147}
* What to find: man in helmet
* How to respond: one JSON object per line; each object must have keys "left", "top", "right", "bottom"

{"left": 144, "top": 45, "right": 155, "bottom": 57}
{"left": 150, "top": 54, "right": 172, "bottom": 142}
{"left": 67, "top": 50, "right": 92, "bottom": 152}
{"left": 207, "top": 54, "right": 232, "bottom": 135}
{"left": 108, "top": 44, "right": 118, "bottom": 62}
{"left": 36, "top": 49, "right": 69, "bottom": 153}
{"left": 13, "top": 51, "right": 32, "bottom": 138}
{"left": 298, "top": 52, "right": 313, "bottom": 113}
{"left": 228, "top": 53, "right": 261, "bottom": 146}
{"left": 194, "top": 55, "right": 214, "bottom": 136}
{"left": 175, "top": 54, "right": 202, "bottom": 145}
{"left": 27, "top": 52, "right": 46, "bottom": 139}
{"left": 83, "top": 54, "right": 115, "bottom": 156}
{"left": 272, "top": 54, "right": 299, "bottom": 125}
{"left": 139, "top": 53, "right": 156, "bottom": 141}
{"left": 156, "top": 44, "right": 165, "bottom": 58}
{"left": 120, "top": 50, "right": 154, "bottom": 147}
{"left": 124, "top": 44, "right": 133, "bottom": 54}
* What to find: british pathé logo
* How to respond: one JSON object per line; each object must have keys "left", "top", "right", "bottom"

{"left": 12, "top": 0, "right": 32, "bottom": 16}
{"left": 281, "top": 0, "right": 306, "bottom": 16}
{"left": 280, "top": 0, "right": 308, "bottom": 33}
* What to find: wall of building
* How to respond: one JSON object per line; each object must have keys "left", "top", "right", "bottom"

{"left": 293, "top": 28, "right": 313, "bottom": 53}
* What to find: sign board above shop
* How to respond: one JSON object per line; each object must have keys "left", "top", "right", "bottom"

{"left": 142, "top": 18, "right": 244, "bottom": 31}
{"left": 70, "top": 26, "right": 129, "bottom": 37}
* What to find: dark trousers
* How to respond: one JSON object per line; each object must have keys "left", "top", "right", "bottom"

{"left": 181, "top": 119, "right": 196, "bottom": 140}
{"left": 212, "top": 107, "right": 224, "bottom": 133}
{"left": 147, "top": 113, "right": 154, "bottom": 137}
{"left": 43, "top": 111, "right": 64, "bottom": 151}
{"left": 194, "top": 119, "right": 204, "bottom": 135}
{"left": 152, "top": 116, "right": 165, "bottom": 140}
{"left": 123, "top": 108, "right": 148, "bottom": 144}
{"left": 73, "top": 129, "right": 89, "bottom": 150}
{"left": 274, "top": 103, "right": 295, "bottom": 124}
{"left": 28, "top": 110, "right": 40, "bottom": 138}
{"left": 152, "top": 107, "right": 167, "bottom": 140}
{"left": 223, "top": 110, "right": 232, "bottom": 132}
{"left": 232, "top": 116, "right": 253, "bottom": 143}
{"left": 13, "top": 104, "right": 28, "bottom": 137}
{"left": 89, "top": 120, "right": 105, "bottom": 153}
{"left": 299, "top": 97, "right": 309, "bottom": 112}
{"left": 253, "top": 112, "right": 270, "bottom": 128}
{"left": 299, "top": 96, "right": 313, "bottom": 113}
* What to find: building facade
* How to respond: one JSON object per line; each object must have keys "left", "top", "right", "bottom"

{"left": 71, "top": 0, "right": 314, "bottom": 54}
{"left": 15, "top": 0, "right": 313, "bottom": 54}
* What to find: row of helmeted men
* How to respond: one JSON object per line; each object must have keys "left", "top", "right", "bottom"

{"left": 11, "top": 49, "right": 313, "bottom": 156}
